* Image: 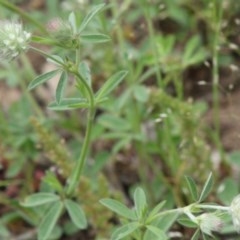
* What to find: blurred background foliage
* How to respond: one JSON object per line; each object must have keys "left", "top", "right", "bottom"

{"left": 1, "top": 0, "right": 240, "bottom": 239}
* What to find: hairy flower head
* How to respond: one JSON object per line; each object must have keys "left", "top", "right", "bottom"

{"left": 230, "top": 194, "right": 240, "bottom": 233}
{"left": 0, "top": 21, "right": 31, "bottom": 61}
{"left": 197, "top": 213, "right": 223, "bottom": 236}
{"left": 46, "top": 18, "right": 77, "bottom": 49}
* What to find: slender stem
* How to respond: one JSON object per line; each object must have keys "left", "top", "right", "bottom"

{"left": 111, "top": 0, "right": 127, "bottom": 67}
{"left": 65, "top": 71, "right": 95, "bottom": 196}
{"left": 197, "top": 204, "right": 229, "bottom": 211}
{"left": 140, "top": 0, "right": 162, "bottom": 87}
{"left": 0, "top": 0, "right": 47, "bottom": 34}
{"left": 75, "top": 48, "right": 81, "bottom": 67}
{"left": 29, "top": 46, "right": 66, "bottom": 66}
{"left": 29, "top": 45, "right": 95, "bottom": 196}
{"left": 139, "top": 228, "right": 145, "bottom": 240}
{"left": 212, "top": 0, "right": 224, "bottom": 157}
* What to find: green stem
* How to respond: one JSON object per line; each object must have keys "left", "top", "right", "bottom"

{"left": 66, "top": 71, "right": 95, "bottom": 196}
{"left": 212, "top": 0, "right": 224, "bottom": 157}
{"left": 140, "top": 0, "right": 162, "bottom": 87}
{"left": 139, "top": 228, "right": 145, "bottom": 240}
{"left": 111, "top": 0, "right": 129, "bottom": 67}
{"left": 197, "top": 204, "right": 229, "bottom": 211}
{"left": 29, "top": 46, "right": 65, "bottom": 66}
{"left": 29, "top": 46, "right": 95, "bottom": 196}
{"left": 0, "top": 0, "right": 47, "bottom": 34}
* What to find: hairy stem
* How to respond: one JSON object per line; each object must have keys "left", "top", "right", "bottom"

{"left": 65, "top": 71, "right": 95, "bottom": 196}
{"left": 0, "top": 0, "right": 47, "bottom": 33}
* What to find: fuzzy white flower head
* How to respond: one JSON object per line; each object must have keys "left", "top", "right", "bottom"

{"left": 197, "top": 213, "right": 223, "bottom": 236}
{"left": 230, "top": 194, "right": 240, "bottom": 233}
{"left": 0, "top": 21, "right": 31, "bottom": 61}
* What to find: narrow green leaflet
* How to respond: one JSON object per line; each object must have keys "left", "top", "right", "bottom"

{"left": 78, "top": 3, "right": 105, "bottom": 33}
{"left": 78, "top": 61, "right": 91, "bottom": 86}
{"left": 56, "top": 71, "right": 68, "bottom": 104}
{"left": 191, "top": 228, "right": 201, "bottom": 240}
{"left": 64, "top": 199, "right": 87, "bottom": 229}
{"left": 154, "top": 211, "right": 180, "bottom": 232}
{"left": 95, "top": 70, "right": 128, "bottom": 101}
{"left": 145, "top": 225, "right": 168, "bottom": 239}
{"left": 100, "top": 198, "right": 137, "bottom": 220}
{"left": 134, "top": 187, "right": 147, "bottom": 219}
{"left": 31, "top": 36, "right": 58, "bottom": 46}
{"left": 80, "top": 34, "right": 111, "bottom": 43}
{"left": 202, "top": 233, "right": 211, "bottom": 240}
{"left": 146, "top": 200, "right": 166, "bottom": 223}
{"left": 185, "top": 175, "right": 198, "bottom": 201}
{"left": 198, "top": 172, "right": 213, "bottom": 202}
{"left": 68, "top": 12, "right": 77, "bottom": 34}
{"left": 21, "top": 193, "right": 60, "bottom": 207}
{"left": 178, "top": 217, "right": 198, "bottom": 228}
{"left": 111, "top": 222, "right": 139, "bottom": 240}
{"left": 183, "top": 36, "right": 206, "bottom": 66}
{"left": 48, "top": 98, "right": 89, "bottom": 110}
{"left": 183, "top": 36, "right": 200, "bottom": 63}
{"left": 46, "top": 55, "right": 65, "bottom": 66}
{"left": 38, "top": 201, "right": 64, "bottom": 240}
{"left": 97, "top": 114, "right": 131, "bottom": 131}
{"left": 42, "top": 171, "right": 63, "bottom": 193}
{"left": 28, "top": 69, "right": 60, "bottom": 90}
{"left": 133, "top": 85, "right": 149, "bottom": 103}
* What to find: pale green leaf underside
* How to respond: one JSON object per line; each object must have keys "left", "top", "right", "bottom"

{"left": 21, "top": 193, "right": 60, "bottom": 207}
{"left": 56, "top": 71, "right": 68, "bottom": 104}
{"left": 134, "top": 187, "right": 147, "bottom": 219}
{"left": 185, "top": 175, "right": 198, "bottom": 201}
{"left": 95, "top": 70, "right": 128, "bottom": 101}
{"left": 198, "top": 172, "right": 213, "bottom": 202}
{"left": 64, "top": 199, "right": 87, "bottom": 229}
{"left": 78, "top": 3, "right": 105, "bottom": 33}
{"left": 100, "top": 198, "right": 137, "bottom": 220}
{"left": 38, "top": 201, "right": 63, "bottom": 240}
{"left": 111, "top": 222, "right": 139, "bottom": 240}
{"left": 28, "top": 69, "right": 60, "bottom": 90}
{"left": 48, "top": 98, "right": 89, "bottom": 110}
{"left": 80, "top": 34, "right": 111, "bottom": 43}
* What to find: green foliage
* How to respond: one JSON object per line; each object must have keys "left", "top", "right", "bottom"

{"left": 100, "top": 198, "right": 137, "bottom": 220}
{"left": 64, "top": 199, "right": 87, "bottom": 229}
{"left": 185, "top": 175, "right": 199, "bottom": 202}
{"left": 100, "top": 187, "right": 177, "bottom": 239}
{"left": 38, "top": 201, "right": 64, "bottom": 240}
{"left": 198, "top": 172, "right": 213, "bottom": 203}
{"left": 95, "top": 70, "right": 128, "bottom": 101}
{"left": 28, "top": 69, "right": 60, "bottom": 90}
{"left": 56, "top": 71, "right": 68, "bottom": 104}
{"left": 21, "top": 193, "right": 60, "bottom": 207}
{"left": 78, "top": 4, "right": 105, "bottom": 33}
{"left": 1, "top": 0, "right": 240, "bottom": 239}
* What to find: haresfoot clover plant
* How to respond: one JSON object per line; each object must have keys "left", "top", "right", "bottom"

{"left": 196, "top": 213, "right": 223, "bottom": 236}
{"left": 101, "top": 173, "right": 240, "bottom": 240}
{"left": 1, "top": 1, "right": 240, "bottom": 240}
{"left": 1, "top": 3, "right": 127, "bottom": 240}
